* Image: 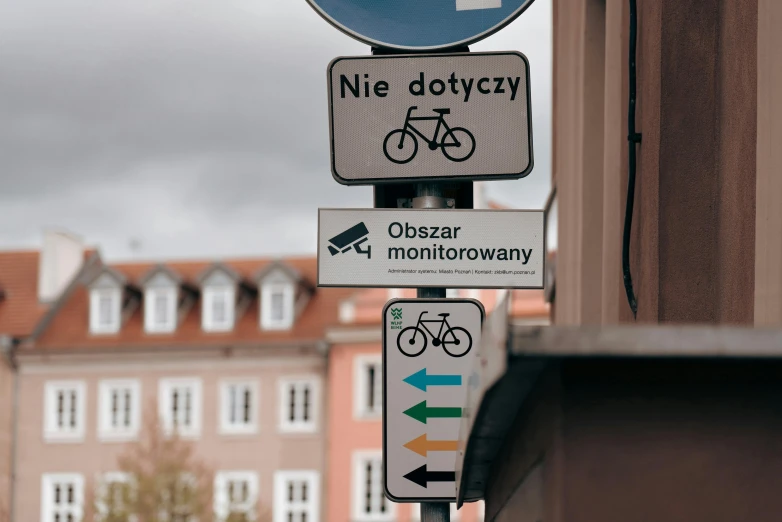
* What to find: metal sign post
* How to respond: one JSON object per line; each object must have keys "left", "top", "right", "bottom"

{"left": 417, "top": 182, "right": 448, "bottom": 521}
{"left": 376, "top": 183, "right": 485, "bottom": 522}
{"left": 307, "top": 1, "right": 539, "bottom": 519}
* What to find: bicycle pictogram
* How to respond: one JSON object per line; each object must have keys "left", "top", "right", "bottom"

{"left": 396, "top": 311, "right": 472, "bottom": 358}
{"left": 383, "top": 106, "right": 476, "bottom": 164}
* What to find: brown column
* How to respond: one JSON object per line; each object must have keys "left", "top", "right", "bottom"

{"left": 634, "top": 0, "right": 757, "bottom": 324}
{"left": 754, "top": 0, "right": 782, "bottom": 325}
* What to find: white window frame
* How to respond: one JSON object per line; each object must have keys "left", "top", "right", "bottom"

{"left": 41, "top": 473, "right": 84, "bottom": 522}
{"left": 261, "top": 283, "right": 294, "bottom": 330}
{"left": 202, "top": 286, "right": 235, "bottom": 332}
{"left": 144, "top": 287, "right": 177, "bottom": 333}
{"left": 353, "top": 354, "right": 382, "bottom": 420}
{"left": 446, "top": 289, "right": 461, "bottom": 298}
{"left": 44, "top": 380, "right": 86, "bottom": 443}
{"left": 464, "top": 289, "right": 481, "bottom": 300}
{"left": 219, "top": 379, "right": 259, "bottom": 435}
{"left": 90, "top": 287, "right": 121, "bottom": 334}
{"left": 214, "top": 471, "right": 259, "bottom": 521}
{"left": 273, "top": 470, "right": 319, "bottom": 522}
{"left": 95, "top": 472, "right": 135, "bottom": 521}
{"left": 351, "top": 450, "right": 395, "bottom": 522}
{"left": 98, "top": 379, "right": 141, "bottom": 442}
{"left": 278, "top": 377, "right": 319, "bottom": 434}
{"left": 158, "top": 378, "right": 202, "bottom": 438}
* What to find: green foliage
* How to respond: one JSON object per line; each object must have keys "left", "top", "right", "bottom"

{"left": 93, "top": 409, "right": 212, "bottom": 522}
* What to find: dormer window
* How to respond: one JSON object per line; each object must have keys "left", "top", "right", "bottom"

{"left": 198, "top": 264, "right": 241, "bottom": 333}
{"left": 90, "top": 288, "right": 121, "bottom": 334}
{"left": 203, "top": 286, "right": 235, "bottom": 332}
{"left": 144, "top": 288, "right": 176, "bottom": 333}
{"left": 261, "top": 284, "right": 293, "bottom": 330}
{"left": 140, "top": 267, "right": 180, "bottom": 334}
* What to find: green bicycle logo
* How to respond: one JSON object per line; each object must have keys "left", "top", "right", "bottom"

{"left": 390, "top": 308, "right": 403, "bottom": 320}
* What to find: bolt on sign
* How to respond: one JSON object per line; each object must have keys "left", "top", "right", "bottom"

{"left": 383, "top": 298, "right": 484, "bottom": 501}
{"left": 327, "top": 52, "right": 533, "bottom": 185}
{"left": 317, "top": 208, "right": 545, "bottom": 289}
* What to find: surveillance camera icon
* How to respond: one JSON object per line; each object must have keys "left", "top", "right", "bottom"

{"left": 327, "top": 222, "right": 371, "bottom": 259}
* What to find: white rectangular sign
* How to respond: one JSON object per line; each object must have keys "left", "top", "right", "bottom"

{"left": 383, "top": 298, "right": 484, "bottom": 502}
{"left": 327, "top": 52, "right": 533, "bottom": 185}
{"left": 317, "top": 209, "right": 544, "bottom": 289}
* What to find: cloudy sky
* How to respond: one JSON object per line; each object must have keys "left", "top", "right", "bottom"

{"left": 0, "top": 0, "right": 552, "bottom": 260}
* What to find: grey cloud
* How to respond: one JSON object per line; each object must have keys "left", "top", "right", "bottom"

{"left": 0, "top": 0, "right": 551, "bottom": 259}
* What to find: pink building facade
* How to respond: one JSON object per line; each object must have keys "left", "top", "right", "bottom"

{"left": 13, "top": 253, "right": 350, "bottom": 522}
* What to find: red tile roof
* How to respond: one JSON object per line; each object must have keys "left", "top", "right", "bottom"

{"left": 0, "top": 251, "right": 48, "bottom": 338}
{"left": 32, "top": 256, "right": 354, "bottom": 350}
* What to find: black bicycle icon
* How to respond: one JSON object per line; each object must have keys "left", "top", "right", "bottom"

{"left": 383, "top": 106, "right": 476, "bottom": 164}
{"left": 397, "top": 311, "right": 473, "bottom": 358}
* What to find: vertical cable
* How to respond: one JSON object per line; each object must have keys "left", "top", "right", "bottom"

{"left": 623, "top": 0, "right": 642, "bottom": 318}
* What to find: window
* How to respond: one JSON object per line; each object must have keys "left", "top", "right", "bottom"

{"left": 214, "top": 471, "right": 259, "bottom": 521}
{"left": 279, "top": 378, "right": 318, "bottom": 433}
{"left": 273, "top": 471, "right": 319, "bottom": 522}
{"left": 354, "top": 355, "right": 382, "bottom": 419}
{"left": 463, "top": 289, "right": 481, "bottom": 300}
{"left": 41, "top": 473, "right": 84, "bottom": 522}
{"left": 44, "top": 381, "right": 85, "bottom": 442}
{"left": 90, "top": 288, "right": 121, "bottom": 334}
{"left": 220, "top": 380, "right": 258, "bottom": 434}
{"left": 95, "top": 472, "right": 134, "bottom": 520}
{"left": 98, "top": 379, "right": 140, "bottom": 441}
{"left": 145, "top": 288, "right": 177, "bottom": 333}
{"left": 261, "top": 284, "right": 294, "bottom": 330}
{"left": 203, "top": 286, "right": 235, "bottom": 332}
{"left": 159, "top": 378, "right": 202, "bottom": 438}
{"left": 351, "top": 451, "right": 394, "bottom": 521}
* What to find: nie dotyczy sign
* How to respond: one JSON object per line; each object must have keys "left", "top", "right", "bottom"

{"left": 327, "top": 52, "right": 533, "bottom": 185}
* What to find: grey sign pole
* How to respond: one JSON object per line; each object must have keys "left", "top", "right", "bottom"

{"left": 371, "top": 44, "right": 473, "bottom": 522}
{"left": 414, "top": 182, "right": 448, "bottom": 299}
{"left": 421, "top": 501, "right": 451, "bottom": 522}
{"left": 414, "top": 186, "right": 449, "bottom": 520}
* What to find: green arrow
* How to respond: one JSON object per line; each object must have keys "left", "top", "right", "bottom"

{"left": 403, "top": 400, "right": 462, "bottom": 424}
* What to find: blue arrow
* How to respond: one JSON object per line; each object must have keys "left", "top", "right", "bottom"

{"left": 404, "top": 369, "right": 462, "bottom": 392}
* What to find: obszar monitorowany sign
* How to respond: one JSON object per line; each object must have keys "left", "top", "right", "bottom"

{"left": 317, "top": 209, "right": 544, "bottom": 289}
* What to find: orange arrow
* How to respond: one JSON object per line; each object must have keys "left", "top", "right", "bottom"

{"left": 404, "top": 434, "right": 459, "bottom": 457}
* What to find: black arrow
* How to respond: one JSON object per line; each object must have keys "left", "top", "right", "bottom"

{"left": 403, "top": 464, "right": 456, "bottom": 488}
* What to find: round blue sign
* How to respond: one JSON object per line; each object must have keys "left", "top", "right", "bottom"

{"left": 306, "top": 0, "right": 537, "bottom": 51}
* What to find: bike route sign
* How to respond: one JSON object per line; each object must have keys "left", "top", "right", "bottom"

{"left": 317, "top": 208, "right": 544, "bottom": 288}
{"left": 306, "top": 0, "right": 537, "bottom": 51}
{"left": 327, "top": 52, "right": 533, "bottom": 185}
{"left": 382, "top": 298, "right": 484, "bottom": 501}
